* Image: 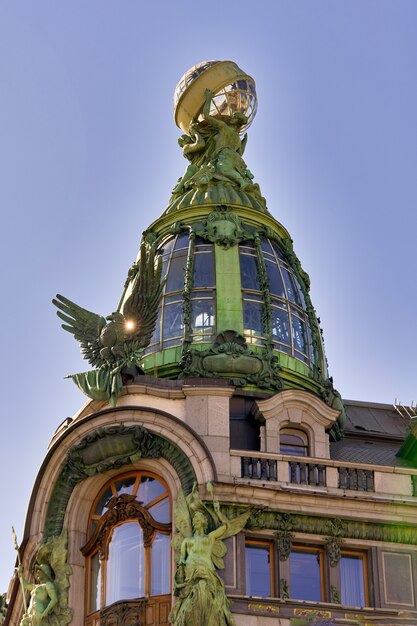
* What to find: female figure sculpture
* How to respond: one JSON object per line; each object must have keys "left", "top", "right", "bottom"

{"left": 169, "top": 486, "right": 249, "bottom": 626}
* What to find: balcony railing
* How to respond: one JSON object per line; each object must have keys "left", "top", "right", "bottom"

{"left": 288, "top": 461, "right": 326, "bottom": 486}
{"left": 241, "top": 456, "right": 277, "bottom": 481}
{"left": 232, "top": 450, "right": 417, "bottom": 498}
{"left": 338, "top": 466, "right": 375, "bottom": 491}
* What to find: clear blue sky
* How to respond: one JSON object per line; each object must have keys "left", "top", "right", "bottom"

{"left": 1, "top": 0, "right": 416, "bottom": 593}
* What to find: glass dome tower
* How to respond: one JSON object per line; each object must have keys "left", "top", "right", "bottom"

{"left": 119, "top": 60, "right": 343, "bottom": 430}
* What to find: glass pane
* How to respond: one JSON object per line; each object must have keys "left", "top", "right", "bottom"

{"left": 240, "top": 252, "right": 260, "bottom": 290}
{"left": 290, "top": 551, "right": 321, "bottom": 601}
{"left": 160, "top": 238, "right": 174, "bottom": 256}
{"left": 162, "top": 302, "right": 183, "bottom": 339}
{"left": 279, "top": 433, "right": 307, "bottom": 456}
{"left": 193, "top": 251, "right": 214, "bottom": 288}
{"left": 152, "top": 533, "right": 170, "bottom": 595}
{"left": 174, "top": 232, "right": 189, "bottom": 249}
{"left": 245, "top": 545, "right": 271, "bottom": 597}
{"left": 280, "top": 432, "right": 308, "bottom": 456}
{"left": 292, "top": 316, "right": 308, "bottom": 354}
{"left": 265, "top": 261, "right": 285, "bottom": 298}
{"left": 243, "top": 301, "right": 263, "bottom": 336}
{"left": 148, "top": 308, "right": 161, "bottom": 346}
{"left": 161, "top": 257, "right": 169, "bottom": 280}
{"left": 149, "top": 497, "right": 170, "bottom": 523}
{"left": 89, "top": 552, "right": 101, "bottom": 613}
{"left": 294, "top": 275, "right": 306, "bottom": 308}
{"left": 166, "top": 255, "right": 186, "bottom": 293}
{"left": 340, "top": 555, "right": 365, "bottom": 607}
{"left": 137, "top": 476, "right": 166, "bottom": 505}
{"left": 115, "top": 476, "right": 136, "bottom": 497}
{"left": 271, "top": 307, "right": 290, "bottom": 344}
{"left": 282, "top": 267, "right": 302, "bottom": 306}
{"left": 191, "top": 299, "right": 215, "bottom": 337}
{"left": 94, "top": 487, "right": 112, "bottom": 516}
{"left": 271, "top": 240, "right": 285, "bottom": 260}
{"left": 106, "top": 522, "right": 144, "bottom": 604}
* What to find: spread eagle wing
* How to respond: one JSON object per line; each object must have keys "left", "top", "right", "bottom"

{"left": 52, "top": 294, "right": 106, "bottom": 367}
{"left": 122, "top": 242, "right": 166, "bottom": 349}
{"left": 172, "top": 489, "right": 193, "bottom": 563}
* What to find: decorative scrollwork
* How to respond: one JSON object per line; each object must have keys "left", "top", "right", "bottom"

{"left": 81, "top": 493, "right": 171, "bottom": 559}
{"left": 324, "top": 518, "right": 346, "bottom": 567}
{"left": 274, "top": 513, "right": 295, "bottom": 561}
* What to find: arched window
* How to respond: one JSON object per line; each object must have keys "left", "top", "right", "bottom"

{"left": 83, "top": 471, "right": 171, "bottom": 622}
{"left": 280, "top": 428, "right": 309, "bottom": 456}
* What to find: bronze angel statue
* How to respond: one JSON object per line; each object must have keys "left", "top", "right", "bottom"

{"left": 169, "top": 484, "right": 250, "bottom": 626}
{"left": 53, "top": 242, "right": 165, "bottom": 405}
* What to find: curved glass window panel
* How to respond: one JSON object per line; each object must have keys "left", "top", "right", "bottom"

{"left": 115, "top": 475, "right": 136, "bottom": 497}
{"left": 151, "top": 533, "right": 170, "bottom": 595}
{"left": 191, "top": 298, "right": 215, "bottom": 340}
{"left": 271, "top": 307, "right": 291, "bottom": 345}
{"left": 147, "top": 308, "right": 161, "bottom": 351}
{"left": 137, "top": 476, "right": 167, "bottom": 506}
{"left": 270, "top": 240, "right": 286, "bottom": 261}
{"left": 290, "top": 550, "right": 322, "bottom": 601}
{"left": 282, "top": 267, "right": 303, "bottom": 307}
{"left": 89, "top": 552, "right": 101, "bottom": 613}
{"left": 94, "top": 487, "right": 113, "bottom": 516}
{"left": 260, "top": 239, "right": 273, "bottom": 255}
{"left": 148, "top": 497, "right": 170, "bottom": 523}
{"left": 174, "top": 232, "right": 190, "bottom": 250}
{"left": 340, "top": 554, "right": 366, "bottom": 607}
{"left": 294, "top": 274, "right": 306, "bottom": 308}
{"left": 106, "top": 522, "right": 144, "bottom": 604}
{"left": 160, "top": 238, "right": 175, "bottom": 256}
{"left": 292, "top": 316, "right": 308, "bottom": 354}
{"left": 265, "top": 260, "right": 285, "bottom": 298}
{"left": 245, "top": 544, "right": 271, "bottom": 597}
{"left": 243, "top": 301, "right": 264, "bottom": 339}
{"left": 162, "top": 302, "right": 183, "bottom": 340}
{"left": 165, "top": 254, "right": 186, "bottom": 293}
{"left": 240, "top": 252, "right": 260, "bottom": 291}
{"left": 193, "top": 251, "right": 214, "bottom": 288}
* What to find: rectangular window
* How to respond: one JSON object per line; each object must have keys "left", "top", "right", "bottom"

{"left": 340, "top": 552, "right": 367, "bottom": 607}
{"left": 245, "top": 541, "right": 273, "bottom": 597}
{"left": 289, "top": 547, "right": 323, "bottom": 602}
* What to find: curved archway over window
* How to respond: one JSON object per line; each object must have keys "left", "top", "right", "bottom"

{"left": 83, "top": 471, "right": 171, "bottom": 622}
{"left": 280, "top": 428, "right": 309, "bottom": 456}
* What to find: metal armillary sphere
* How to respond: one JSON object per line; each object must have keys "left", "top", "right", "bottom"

{"left": 174, "top": 60, "right": 257, "bottom": 135}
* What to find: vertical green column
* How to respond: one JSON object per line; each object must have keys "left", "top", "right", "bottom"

{"left": 215, "top": 244, "right": 243, "bottom": 334}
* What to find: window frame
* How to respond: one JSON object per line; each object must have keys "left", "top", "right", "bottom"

{"left": 288, "top": 544, "right": 326, "bottom": 603}
{"left": 240, "top": 537, "right": 370, "bottom": 608}
{"left": 83, "top": 471, "right": 172, "bottom": 617}
{"left": 279, "top": 427, "right": 309, "bottom": 457}
{"left": 338, "top": 549, "right": 369, "bottom": 608}
{"left": 244, "top": 539, "right": 275, "bottom": 598}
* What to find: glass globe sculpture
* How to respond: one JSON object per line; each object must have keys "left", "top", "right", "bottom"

{"left": 173, "top": 60, "right": 257, "bottom": 135}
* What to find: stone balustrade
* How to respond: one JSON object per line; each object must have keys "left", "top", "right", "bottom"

{"left": 232, "top": 450, "right": 417, "bottom": 498}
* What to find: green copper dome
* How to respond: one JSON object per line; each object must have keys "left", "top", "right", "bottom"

{"left": 117, "top": 62, "right": 338, "bottom": 403}
{"left": 53, "top": 60, "right": 344, "bottom": 433}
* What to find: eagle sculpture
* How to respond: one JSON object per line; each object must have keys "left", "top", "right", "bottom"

{"left": 53, "top": 242, "right": 165, "bottom": 405}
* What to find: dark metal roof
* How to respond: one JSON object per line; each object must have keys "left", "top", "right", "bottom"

{"left": 330, "top": 439, "right": 413, "bottom": 467}
{"left": 330, "top": 400, "right": 414, "bottom": 467}
{"left": 343, "top": 399, "right": 410, "bottom": 438}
